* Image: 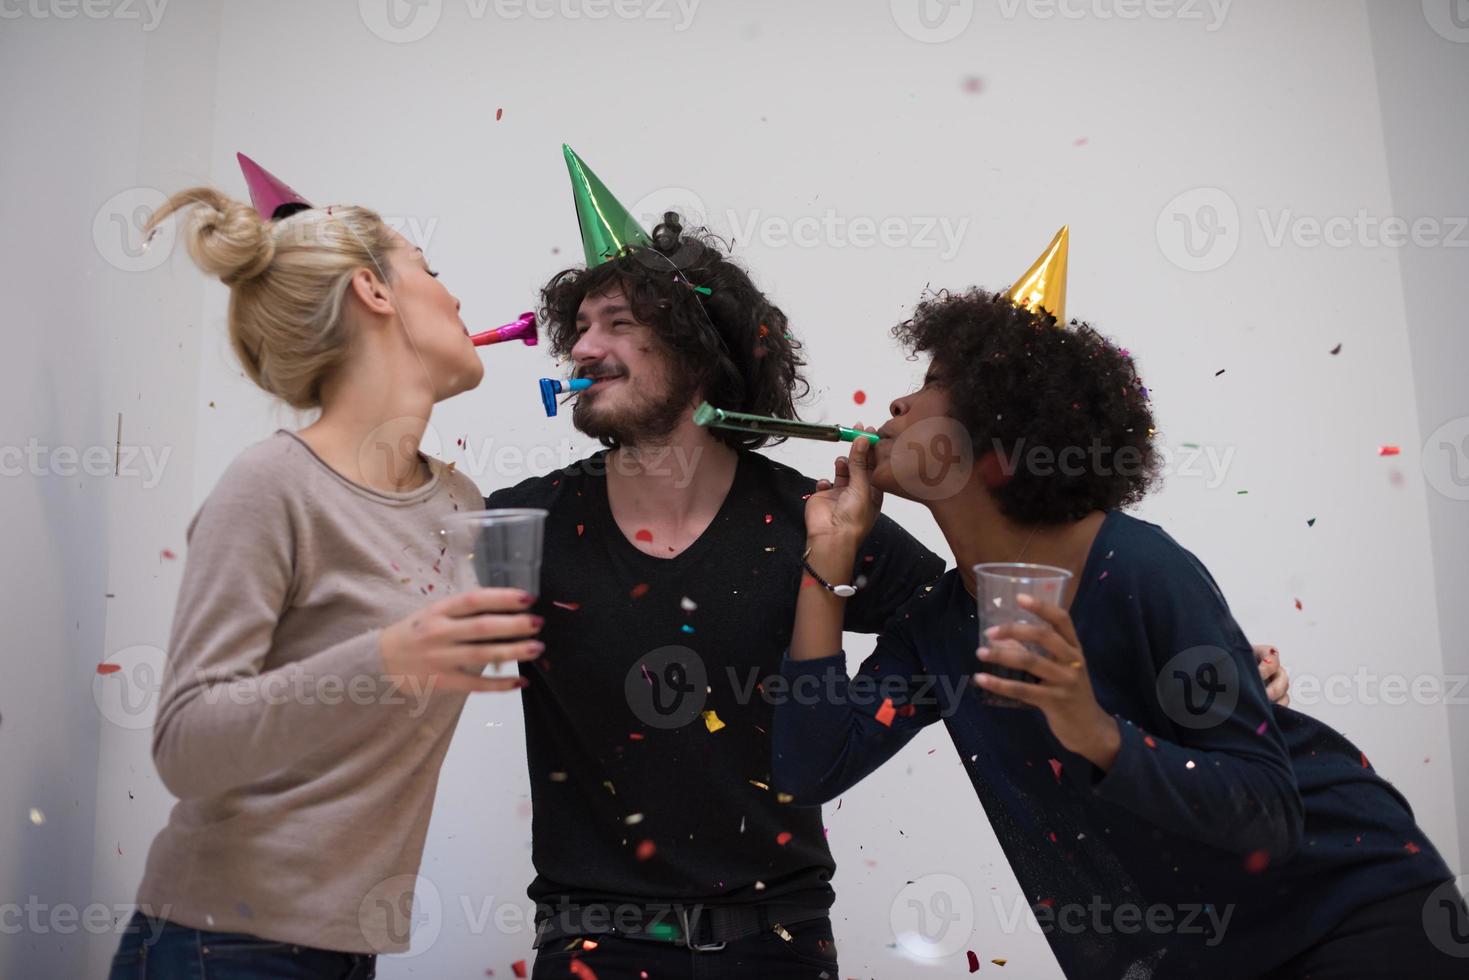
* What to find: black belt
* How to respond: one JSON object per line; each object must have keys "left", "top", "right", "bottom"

{"left": 533, "top": 901, "right": 829, "bottom": 953}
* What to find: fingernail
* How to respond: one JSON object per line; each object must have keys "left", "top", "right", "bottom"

{"left": 529, "top": 641, "right": 546, "bottom": 655}
{"left": 984, "top": 626, "right": 999, "bottom": 638}
{"left": 519, "top": 592, "right": 536, "bottom": 605}
{"left": 1017, "top": 593, "right": 1033, "bottom": 604}
{"left": 977, "top": 646, "right": 991, "bottom": 660}
{"left": 516, "top": 677, "right": 530, "bottom": 689}
{"left": 530, "top": 615, "right": 545, "bottom": 628}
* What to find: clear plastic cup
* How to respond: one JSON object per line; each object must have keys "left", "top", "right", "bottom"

{"left": 973, "top": 562, "right": 1074, "bottom": 709}
{"left": 444, "top": 509, "right": 547, "bottom": 674}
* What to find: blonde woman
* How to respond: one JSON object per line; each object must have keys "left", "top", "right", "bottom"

{"left": 108, "top": 182, "right": 542, "bottom": 979}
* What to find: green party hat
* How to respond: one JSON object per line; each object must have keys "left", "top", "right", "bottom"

{"left": 563, "top": 144, "right": 653, "bottom": 266}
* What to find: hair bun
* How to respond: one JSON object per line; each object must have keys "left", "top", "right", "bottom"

{"left": 651, "top": 210, "right": 684, "bottom": 254}
{"left": 176, "top": 189, "right": 275, "bottom": 286}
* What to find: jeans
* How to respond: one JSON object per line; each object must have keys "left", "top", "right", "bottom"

{"left": 107, "top": 911, "right": 377, "bottom": 980}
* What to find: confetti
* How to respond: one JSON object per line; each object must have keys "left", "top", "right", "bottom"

{"left": 775, "top": 831, "right": 793, "bottom": 846}
{"left": 1214, "top": 369, "right": 1226, "bottom": 377}
{"left": 624, "top": 813, "right": 644, "bottom": 825}
{"left": 1143, "top": 735, "right": 1157, "bottom": 749}
{"left": 576, "top": 523, "right": 585, "bottom": 536}
{"left": 1255, "top": 720, "right": 1268, "bottom": 736}
{"left": 96, "top": 663, "right": 122, "bottom": 675}
{"left": 1294, "top": 598, "right": 1303, "bottom": 611}
{"left": 635, "top": 529, "right": 654, "bottom": 543}
{"left": 29, "top": 808, "right": 45, "bottom": 826}
{"left": 853, "top": 390, "right": 867, "bottom": 405}
{"left": 1404, "top": 841, "right": 1422, "bottom": 854}
{"left": 773, "top": 923, "right": 793, "bottom": 941}
{"left": 968, "top": 949, "right": 980, "bottom": 972}
{"left": 1377, "top": 446, "right": 1400, "bottom": 457}
{"left": 702, "top": 709, "right": 726, "bottom": 733}
{"left": 1048, "top": 758, "right": 1063, "bottom": 782}
{"left": 680, "top": 596, "right": 697, "bottom": 612}
{"left": 630, "top": 583, "right": 651, "bottom": 599}
{"left": 1330, "top": 343, "right": 1342, "bottom": 355}
{"left": 1243, "top": 849, "right": 1271, "bottom": 873}
{"left": 495, "top": 107, "right": 504, "bottom": 121}
{"left": 635, "top": 840, "right": 656, "bottom": 860}
{"left": 160, "top": 548, "right": 177, "bottom": 560}
{"left": 1073, "top": 136, "right": 1089, "bottom": 147}
{"left": 511, "top": 960, "right": 528, "bottom": 979}
{"left": 1360, "top": 752, "right": 1370, "bottom": 768}
{"left": 1307, "top": 518, "right": 1316, "bottom": 527}
{"left": 681, "top": 624, "right": 695, "bottom": 634}
{"left": 763, "top": 514, "right": 774, "bottom": 525}
{"left": 992, "top": 959, "right": 1007, "bottom": 966}
{"left": 1097, "top": 570, "right": 1109, "bottom": 582}
{"left": 961, "top": 75, "right": 984, "bottom": 93}
{"left": 874, "top": 698, "right": 896, "bottom": 727}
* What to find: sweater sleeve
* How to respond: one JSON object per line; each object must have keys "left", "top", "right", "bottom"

{"left": 772, "top": 612, "right": 943, "bottom": 805}
{"left": 151, "top": 456, "right": 395, "bottom": 800}
{"left": 1080, "top": 535, "right": 1304, "bottom": 861}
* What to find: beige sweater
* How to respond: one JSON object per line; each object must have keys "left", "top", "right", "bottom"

{"left": 136, "top": 431, "right": 481, "bottom": 954}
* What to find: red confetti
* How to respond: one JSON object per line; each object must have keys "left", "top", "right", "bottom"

{"left": 1255, "top": 720, "right": 1268, "bottom": 736}
{"left": 635, "top": 529, "right": 654, "bottom": 543}
{"left": 160, "top": 548, "right": 177, "bottom": 560}
{"left": 635, "top": 840, "right": 656, "bottom": 860}
{"left": 1098, "top": 570, "right": 1109, "bottom": 582}
{"left": 1378, "top": 446, "right": 1400, "bottom": 457}
{"left": 1073, "top": 136, "right": 1089, "bottom": 146}
{"left": 1243, "top": 849, "right": 1271, "bottom": 873}
{"left": 511, "top": 960, "right": 528, "bottom": 979}
{"left": 96, "top": 663, "right": 122, "bottom": 675}
{"left": 775, "top": 831, "right": 793, "bottom": 846}
{"left": 962, "top": 75, "right": 984, "bottom": 93}
{"left": 874, "top": 698, "right": 896, "bottom": 727}
{"left": 1294, "top": 598, "right": 1303, "bottom": 611}
{"left": 968, "top": 949, "right": 980, "bottom": 972}
{"left": 1048, "top": 758, "right": 1063, "bottom": 782}
{"left": 764, "top": 513, "right": 774, "bottom": 525}
{"left": 495, "top": 107, "right": 504, "bottom": 121}
{"left": 629, "top": 583, "right": 651, "bottom": 599}
{"left": 552, "top": 600, "right": 581, "bottom": 611}
{"left": 853, "top": 390, "right": 867, "bottom": 405}
{"left": 1037, "top": 897, "right": 1055, "bottom": 908}
{"left": 1143, "top": 735, "right": 1157, "bottom": 749}
{"left": 628, "top": 733, "right": 645, "bottom": 741}
{"left": 1404, "top": 841, "right": 1422, "bottom": 854}
{"left": 576, "top": 524, "right": 585, "bottom": 536}
{"left": 1361, "top": 752, "right": 1371, "bottom": 769}
{"left": 569, "top": 959, "right": 597, "bottom": 980}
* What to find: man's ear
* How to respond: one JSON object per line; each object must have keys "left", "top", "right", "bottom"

{"left": 347, "top": 267, "right": 394, "bottom": 317}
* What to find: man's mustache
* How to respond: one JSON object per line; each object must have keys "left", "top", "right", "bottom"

{"left": 575, "top": 365, "right": 628, "bottom": 381}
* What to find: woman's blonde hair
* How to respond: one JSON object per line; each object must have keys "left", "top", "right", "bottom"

{"left": 146, "top": 188, "right": 400, "bottom": 409}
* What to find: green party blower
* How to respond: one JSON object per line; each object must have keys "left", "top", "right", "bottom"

{"left": 693, "top": 402, "right": 882, "bottom": 444}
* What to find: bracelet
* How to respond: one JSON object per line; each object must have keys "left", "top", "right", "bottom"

{"left": 801, "top": 548, "right": 858, "bottom": 598}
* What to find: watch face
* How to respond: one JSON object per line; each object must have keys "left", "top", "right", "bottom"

{"left": 833, "top": 584, "right": 858, "bottom": 598}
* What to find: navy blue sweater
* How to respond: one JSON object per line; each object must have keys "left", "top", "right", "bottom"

{"left": 773, "top": 510, "right": 1450, "bottom": 978}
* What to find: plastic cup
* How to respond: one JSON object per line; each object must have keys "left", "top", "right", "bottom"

{"left": 444, "top": 509, "right": 547, "bottom": 674}
{"left": 973, "top": 562, "right": 1074, "bottom": 709}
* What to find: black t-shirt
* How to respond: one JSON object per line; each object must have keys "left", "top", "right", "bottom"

{"left": 486, "top": 449, "right": 944, "bottom": 912}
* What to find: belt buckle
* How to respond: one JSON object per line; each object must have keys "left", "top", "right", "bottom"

{"left": 675, "top": 905, "right": 726, "bottom": 952}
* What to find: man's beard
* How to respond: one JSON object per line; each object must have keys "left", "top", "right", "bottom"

{"left": 572, "top": 368, "right": 703, "bottom": 446}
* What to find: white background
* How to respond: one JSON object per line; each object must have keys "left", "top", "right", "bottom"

{"left": 2, "top": 2, "right": 1465, "bottom": 977}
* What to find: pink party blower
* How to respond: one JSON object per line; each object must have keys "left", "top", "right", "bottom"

{"left": 472, "top": 312, "right": 537, "bottom": 347}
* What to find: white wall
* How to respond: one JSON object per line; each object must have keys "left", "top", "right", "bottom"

{"left": 1, "top": 2, "right": 1459, "bottom": 978}
{"left": 1365, "top": 0, "right": 1469, "bottom": 874}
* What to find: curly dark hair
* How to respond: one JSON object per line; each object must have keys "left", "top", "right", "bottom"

{"left": 539, "top": 213, "right": 808, "bottom": 450}
{"left": 893, "top": 288, "right": 1161, "bottom": 524}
